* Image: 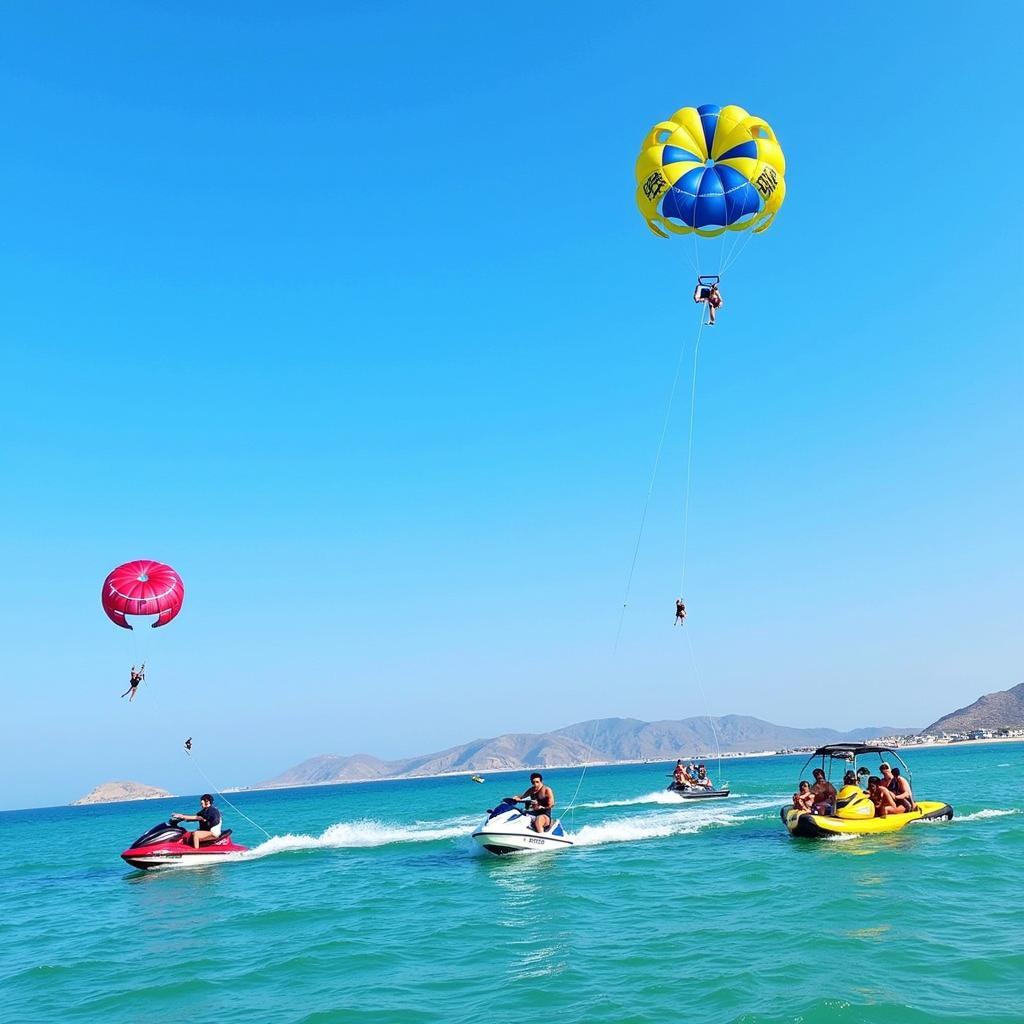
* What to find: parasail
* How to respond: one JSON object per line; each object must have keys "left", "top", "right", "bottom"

{"left": 635, "top": 103, "right": 786, "bottom": 239}
{"left": 101, "top": 560, "right": 184, "bottom": 629}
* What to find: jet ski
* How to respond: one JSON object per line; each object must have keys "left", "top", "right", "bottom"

{"left": 781, "top": 743, "right": 953, "bottom": 839}
{"left": 120, "top": 819, "right": 249, "bottom": 870}
{"left": 472, "top": 799, "right": 574, "bottom": 855}
{"left": 666, "top": 781, "right": 730, "bottom": 800}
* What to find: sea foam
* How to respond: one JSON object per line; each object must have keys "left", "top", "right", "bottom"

{"left": 957, "top": 808, "right": 1019, "bottom": 822}
{"left": 241, "top": 816, "right": 474, "bottom": 859}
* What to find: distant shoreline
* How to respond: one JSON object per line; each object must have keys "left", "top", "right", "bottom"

{"left": 234, "top": 735, "right": 1024, "bottom": 794}
{"left": 51, "top": 735, "right": 1024, "bottom": 810}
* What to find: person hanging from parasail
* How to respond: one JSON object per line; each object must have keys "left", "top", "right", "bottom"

{"left": 674, "top": 599, "right": 687, "bottom": 625}
{"left": 103, "top": 560, "right": 183, "bottom": 701}
{"left": 693, "top": 277, "right": 723, "bottom": 325}
{"left": 121, "top": 663, "right": 145, "bottom": 701}
{"left": 635, "top": 103, "right": 786, "bottom": 333}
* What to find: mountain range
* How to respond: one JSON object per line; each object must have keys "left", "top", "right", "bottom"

{"left": 257, "top": 714, "right": 918, "bottom": 788}
{"left": 924, "top": 681, "right": 1024, "bottom": 733}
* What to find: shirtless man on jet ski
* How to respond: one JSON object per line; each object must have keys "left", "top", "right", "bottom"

{"left": 507, "top": 773, "right": 555, "bottom": 833}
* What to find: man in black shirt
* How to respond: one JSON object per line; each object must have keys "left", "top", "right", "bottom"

{"left": 171, "top": 794, "right": 223, "bottom": 849}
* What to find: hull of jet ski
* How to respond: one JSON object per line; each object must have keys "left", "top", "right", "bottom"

{"left": 121, "top": 821, "right": 249, "bottom": 870}
{"left": 666, "top": 783, "right": 730, "bottom": 800}
{"left": 472, "top": 802, "right": 574, "bottom": 856}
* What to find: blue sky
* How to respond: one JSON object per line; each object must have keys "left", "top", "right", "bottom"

{"left": 2, "top": 4, "right": 1021, "bottom": 809}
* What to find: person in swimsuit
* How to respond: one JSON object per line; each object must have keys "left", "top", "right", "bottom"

{"left": 867, "top": 776, "right": 901, "bottom": 817}
{"left": 674, "top": 599, "right": 687, "bottom": 625}
{"left": 810, "top": 768, "right": 837, "bottom": 814}
{"left": 508, "top": 773, "right": 555, "bottom": 833}
{"left": 673, "top": 760, "right": 690, "bottom": 786}
{"left": 120, "top": 664, "right": 145, "bottom": 701}
{"left": 695, "top": 765, "right": 713, "bottom": 789}
{"left": 878, "top": 762, "right": 913, "bottom": 812}
{"left": 693, "top": 281, "right": 723, "bottom": 325}
{"left": 842, "top": 769, "right": 860, "bottom": 789}
{"left": 793, "top": 781, "right": 815, "bottom": 811}
{"left": 888, "top": 766, "right": 916, "bottom": 812}
{"left": 170, "top": 794, "right": 223, "bottom": 848}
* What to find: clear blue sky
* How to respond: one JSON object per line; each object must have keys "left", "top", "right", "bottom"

{"left": 2, "top": 4, "right": 1021, "bottom": 809}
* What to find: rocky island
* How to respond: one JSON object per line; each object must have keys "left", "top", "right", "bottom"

{"left": 72, "top": 781, "right": 173, "bottom": 805}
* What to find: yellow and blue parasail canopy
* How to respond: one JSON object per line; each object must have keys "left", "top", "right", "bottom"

{"left": 635, "top": 104, "right": 786, "bottom": 239}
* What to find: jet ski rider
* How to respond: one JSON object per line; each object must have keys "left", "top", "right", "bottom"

{"left": 170, "top": 794, "right": 222, "bottom": 849}
{"left": 508, "top": 773, "right": 555, "bottom": 833}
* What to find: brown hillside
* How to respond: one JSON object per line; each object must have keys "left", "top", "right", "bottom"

{"left": 925, "top": 682, "right": 1024, "bottom": 733}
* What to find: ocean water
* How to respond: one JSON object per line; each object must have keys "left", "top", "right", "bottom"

{"left": 1, "top": 742, "right": 1021, "bottom": 1024}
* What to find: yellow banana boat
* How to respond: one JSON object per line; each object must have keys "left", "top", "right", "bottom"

{"left": 781, "top": 743, "right": 954, "bottom": 839}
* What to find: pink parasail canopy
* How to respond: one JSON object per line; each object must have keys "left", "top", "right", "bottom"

{"left": 102, "top": 560, "right": 184, "bottom": 629}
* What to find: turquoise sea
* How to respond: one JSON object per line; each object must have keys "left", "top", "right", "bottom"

{"left": 2, "top": 741, "right": 1021, "bottom": 1024}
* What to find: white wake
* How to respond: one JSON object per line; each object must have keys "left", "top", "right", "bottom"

{"left": 577, "top": 790, "right": 690, "bottom": 809}
{"left": 241, "top": 816, "right": 475, "bottom": 859}
{"left": 957, "top": 808, "right": 1020, "bottom": 822}
{"left": 570, "top": 800, "right": 777, "bottom": 848}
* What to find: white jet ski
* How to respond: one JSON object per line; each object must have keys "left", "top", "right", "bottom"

{"left": 472, "top": 799, "right": 574, "bottom": 856}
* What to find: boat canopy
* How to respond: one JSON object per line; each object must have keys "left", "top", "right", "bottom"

{"left": 810, "top": 743, "right": 900, "bottom": 759}
{"left": 795, "top": 743, "right": 913, "bottom": 785}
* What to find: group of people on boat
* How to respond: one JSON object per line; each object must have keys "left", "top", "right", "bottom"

{"left": 673, "top": 760, "right": 714, "bottom": 789}
{"left": 793, "top": 761, "right": 917, "bottom": 817}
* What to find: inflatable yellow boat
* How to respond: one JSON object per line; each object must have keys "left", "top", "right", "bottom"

{"left": 781, "top": 743, "right": 953, "bottom": 839}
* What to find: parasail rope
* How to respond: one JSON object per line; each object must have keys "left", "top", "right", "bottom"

{"left": 683, "top": 626, "right": 724, "bottom": 785}
{"left": 677, "top": 320, "right": 703, "bottom": 596}
{"left": 570, "top": 300, "right": 708, "bottom": 819}
{"left": 670, "top": 310, "right": 725, "bottom": 786}
{"left": 672, "top": 294, "right": 728, "bottom": 786}
{"left": 611, "top": 304, "right": 703, "bottom": 657}
{"left": 185, "top": 748, "right": 272, "bottom": 839}
{"left": 126, "top": 669, "right": 272, "bottom": 839}
{"left": 721, "top": 224, "right": 758, "bottom": 276}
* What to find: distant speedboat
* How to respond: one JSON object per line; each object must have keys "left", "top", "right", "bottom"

{"left": 471, "top": 775, "right": 485, "bottom": 784}
{"left": 472, "top": 800, "right": 574, "bottom": 855}
{"left": 781, "top": 743, "right": 953, "bottom": 839}
{"left": 666, "top": 781, "right": 730, "bottom": 800}
{"left": 120, "top": 819, "right": 248, "bottom": 870}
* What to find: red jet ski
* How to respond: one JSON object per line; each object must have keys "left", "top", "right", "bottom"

{"left": 121, "top": 819, "right": 249, "bottom": 870}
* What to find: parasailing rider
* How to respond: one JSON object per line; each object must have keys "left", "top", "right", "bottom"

{"left": 121, "top": 663, "right": 145, "bottom": 701}
{"left": 693, "top": 279, "right": 723, "bottom": 325}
